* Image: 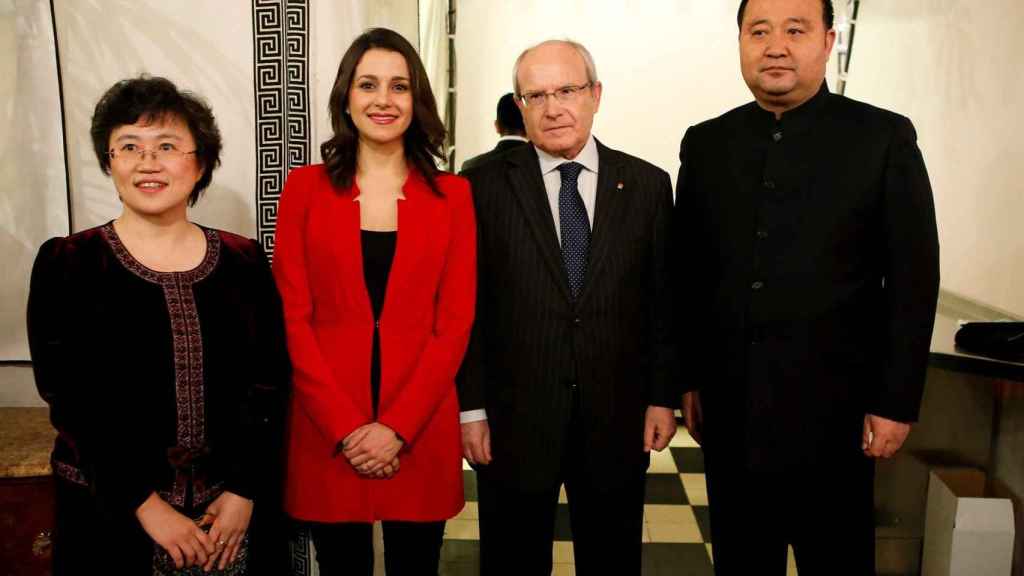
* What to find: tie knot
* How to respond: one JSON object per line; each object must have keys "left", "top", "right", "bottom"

{"left": 557, "top": 161, "right": 584, "bottom": 183}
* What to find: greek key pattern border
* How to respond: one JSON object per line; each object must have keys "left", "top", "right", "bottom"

{"left": 253, "top": 0, "right": 310, "bottom": 259}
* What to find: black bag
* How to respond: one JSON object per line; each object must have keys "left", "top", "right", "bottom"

{"left": 954, "top": 321, "right": 1024, "bottom": 362}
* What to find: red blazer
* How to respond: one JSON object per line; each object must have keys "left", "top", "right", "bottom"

{"left": 272, "top": 164, "right": 475, "bottom": 522}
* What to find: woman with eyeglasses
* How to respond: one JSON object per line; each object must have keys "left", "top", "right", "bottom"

{"left": 273, "top": 28, "right": 476, "bottom": 575}
{"left": 27, "top": 76, "right": 289, "bottom": 575}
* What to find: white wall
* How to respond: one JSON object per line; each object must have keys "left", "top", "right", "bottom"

{"left": 845, "top": 0, "right": 1024, "bottom": 316}
{"left": 0, "top": 366, "right": 43, "bottom": 408}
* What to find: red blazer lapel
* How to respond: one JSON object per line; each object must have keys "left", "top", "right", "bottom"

{"left": 319, "top": 181, "right": 374, "bottom": 321}
{"left": 384, "top": 172, "right": 432, "bottom": 323}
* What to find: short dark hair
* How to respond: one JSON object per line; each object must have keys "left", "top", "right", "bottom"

{"left": 496, "top": 93, "right": 525, "bottom": 135}
{"left": 737, "top": 0, "right": 835, "bottom": 30}
{"left": 90, "top": 75, "right": 222, "bottom": 207}
{"left": 321, "top": 28, "right": 447, "bottom": 195}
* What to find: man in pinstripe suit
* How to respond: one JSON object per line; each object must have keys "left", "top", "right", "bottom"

{"left": 457, "top": 39, "right": 679, "bottom": 575}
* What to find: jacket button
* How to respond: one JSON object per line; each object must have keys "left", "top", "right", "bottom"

{"left": 756, "top": 230, "right": 768, "bottom": 240}
{"left": 751, "top": 280, "right": 764, "bottom": 291}
{"left": 573, "top": 317, "right": 582, "bottom": 326}
{"left": 763, "top": 179, "right": 776, "bottom": 190}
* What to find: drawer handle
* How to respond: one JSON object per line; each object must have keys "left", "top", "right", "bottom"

{"left": 32, "top": 531, "right": 52, "bottom": 557}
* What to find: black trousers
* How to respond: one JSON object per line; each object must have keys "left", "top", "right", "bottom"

{"left": 704, "top": 451, "right": 876, "bottom": 576}
{"left": 308, "top": 520, "right": 445, "bottom": 576}
{"left": 476, "top": 398, "right": 647, "bottom": 576}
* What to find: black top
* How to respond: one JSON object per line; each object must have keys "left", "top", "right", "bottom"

{"left": 361, "top": 230, "right": 397, "bottom": 414}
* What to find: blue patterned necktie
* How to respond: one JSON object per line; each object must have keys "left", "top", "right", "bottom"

{"left": 557, "top": 161, "right": 590, "bottom": 300}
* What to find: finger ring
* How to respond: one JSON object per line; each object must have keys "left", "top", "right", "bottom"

{"left": 218, "top": 540, "right": 226, "bottom": 546}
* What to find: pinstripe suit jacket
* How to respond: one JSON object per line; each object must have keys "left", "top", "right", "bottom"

{"left": 458, "top": 140, "right": 677, "bottom": 490}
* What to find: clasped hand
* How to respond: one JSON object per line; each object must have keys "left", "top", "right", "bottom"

{"left": 136, "top": 490, "right": 252, "bottom": 571}
{"left": 341, "top": 422, "right": 404, "bottom": 478}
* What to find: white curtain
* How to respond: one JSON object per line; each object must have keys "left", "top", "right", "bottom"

{"left": 54, "top": 0, "right": 261, "bottom": 236}
{"left": 418, "top": 0, "right": 449, "bottom": 166}
{"left": 0, "top": 0, "right": 69, "bottom": 360}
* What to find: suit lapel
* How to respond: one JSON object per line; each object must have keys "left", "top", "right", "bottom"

{"left": 581, "top": 141, "right": 627, "bottom": 303}
{"left": 506, "top": 148, "right": 572, "bottom": 301}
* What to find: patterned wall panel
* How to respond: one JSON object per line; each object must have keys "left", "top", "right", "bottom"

{"left": 253, "top": 2, "right": 314, "bottom": 572}
{"left": 253, "top": 0, "right": 310, "bottom": 257}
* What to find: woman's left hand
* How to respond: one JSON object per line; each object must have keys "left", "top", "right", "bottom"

{"left": 202, "top": 491, "right": 253, "bottom": 571}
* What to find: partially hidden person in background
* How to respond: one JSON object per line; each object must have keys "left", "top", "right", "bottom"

{"left": 460, "top": 92, "right": 529, "bottom": 171}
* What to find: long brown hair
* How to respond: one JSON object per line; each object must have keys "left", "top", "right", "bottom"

{"left": 321, "top": 28, "right": 446, "bottom": 194}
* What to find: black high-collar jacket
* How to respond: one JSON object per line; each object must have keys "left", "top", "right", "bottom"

{"left": 675, "top": 83, "right": 939, "bottom": 466}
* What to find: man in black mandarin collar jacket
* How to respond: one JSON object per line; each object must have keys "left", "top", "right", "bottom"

{"left": 675, "top": 1, "right": 939, "bottom": 574}
{"left": 458, "top": 40, "right": 678, "bottom": 575}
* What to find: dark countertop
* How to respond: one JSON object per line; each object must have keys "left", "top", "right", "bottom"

{"left": 929, "top": 293, "right": 1024, "bottom": 382}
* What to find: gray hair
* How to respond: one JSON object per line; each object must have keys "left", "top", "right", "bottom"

{"left": 512, "top": 39, "right": 599, "bottom": 96}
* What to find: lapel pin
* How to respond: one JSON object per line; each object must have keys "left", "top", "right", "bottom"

{"left": 616, "top": 182, "right": 624, "bottom": 190}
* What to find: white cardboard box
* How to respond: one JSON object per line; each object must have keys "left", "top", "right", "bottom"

{"left": 922, "top": 468, "right": 1015, "bottom": 576}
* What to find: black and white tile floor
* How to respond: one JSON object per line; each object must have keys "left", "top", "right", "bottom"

{"left": 438, "top": 429, "right": 799, "bottom": 576}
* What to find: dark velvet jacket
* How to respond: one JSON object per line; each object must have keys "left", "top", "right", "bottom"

{"left": 27, "top": 223, "right": 290, "bottom": 520}
{"left": 675, "top": 84, "right": 940, "bottom": 467}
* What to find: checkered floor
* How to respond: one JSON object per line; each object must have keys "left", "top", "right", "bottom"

{"left": 438, "top": 427, "right": 799, "bottom": 576}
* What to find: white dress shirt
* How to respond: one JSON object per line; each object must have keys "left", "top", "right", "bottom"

{"left": 497, "top": 134, "right": 529, "bottom": 145}
{"left": 460, "top": 135, "right": 600, "bottom": 424}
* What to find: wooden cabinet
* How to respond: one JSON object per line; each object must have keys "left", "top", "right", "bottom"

{"left": 0, "top": 408, "right": 56, "bottom": 576}
{"left": 0, "top": 476, "right": 54, "bottom": 576}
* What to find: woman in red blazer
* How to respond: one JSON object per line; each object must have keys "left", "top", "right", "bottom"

{"left": 272, "top": 28, "right": 475, "bottom": 575}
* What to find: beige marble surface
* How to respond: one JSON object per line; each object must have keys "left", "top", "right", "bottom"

{"left": 0, "top": 407, "right": 55, "bottom": 478}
